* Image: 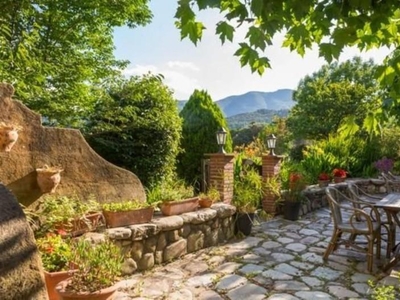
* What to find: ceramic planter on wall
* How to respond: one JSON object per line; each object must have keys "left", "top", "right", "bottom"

{"left": 0, "top": 122, "right": 22, "bottom": 152}
{"left": 333, "top": 177, "right": 346, "bottom": 183}
{"left": 160, "top": 197, "right": 199, "bottom": 216}
{"left": 36, "top": 165, "right": 64, "bottom": 193}
{"left": 56, "top": 212, "right": 105, "bottom": 237}
{"left": 318, "top": 180, "right": 330, "bottom": 188}
{"left": 102, "top": 207, "right": 154, "bottom": 228}
{"left": 198, "top": 198, "right": 213, "bottom": 208}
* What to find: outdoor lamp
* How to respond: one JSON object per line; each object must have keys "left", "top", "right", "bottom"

{"left": 216, "top": 127, "right": 227, "bottom": 154}
{"left": 267, "top": 134, "right": 277, "bottom": 156}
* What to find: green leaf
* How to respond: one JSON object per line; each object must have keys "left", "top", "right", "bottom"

{"left": 363, "top": 112, "right": 381, "bottom": 136}
{"left": 215, "top": 21, "right": 234, "bottom": 43}
{"left": 250, "top": 0, "right": 263, "bottom": 17}
{"left": 337, "top": 116, "right": 360, "bottom": 137}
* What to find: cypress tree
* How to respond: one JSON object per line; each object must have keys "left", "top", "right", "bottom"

{"left": 178, "top": 90, "right": 232, "bottom": 188}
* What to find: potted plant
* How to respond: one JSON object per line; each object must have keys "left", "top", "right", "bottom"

{"left": 102, "top": 200, "right": 154, "bottom": 228}
{"left": 147, "top": 181, "right": 198, "bottom": 216}
{"left": 37, "top": 233, "right": 74, "bottom": 300}
{"left": 280, "top": 163, "right": 307, "bottom": 221}
{"left": 332, "top": 168, "right": 347, "bottom": 183}
{"left": 198, "top": 186, "right": 220, "bottom": 208}
{"left": 36, "top": 165, "right": 64, "bottom": 194}
{"left": 233, "top": 168, "right": 263, "bottom": 236}
{"left": 55, "top": 238, "right": 123, "bottom": 300}
{"left": 318, "top": 172, "right": 331, "bottom": 187}
{"left": 35, "top": 195, "right": 103, "bottom": 238}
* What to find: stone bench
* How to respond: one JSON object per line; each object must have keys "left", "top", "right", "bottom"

{"left": 85, "top": 203, "right": 236, "bottom": 274}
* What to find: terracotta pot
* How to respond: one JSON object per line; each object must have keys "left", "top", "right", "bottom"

{"left": 318, "top": 180, "right": 330, "bottom": 188}
{"left": 102, "top": 207, "right": 154, "bottom": 228}
{"left": 0, "top": 126, "right": 19, "bottom": 152}
{"left": 36, "top": 167, "right": 63, "bottom": 193}
{"left": 160, "top": 197, "right": 199, "bottom": 216}
{"left": 333, "top": 177, "right": 346, "bottom": 183}
{"left": 55, "top": 279, "right": 117, "bottom": 300}
{"left": 55, "top": 212, "right": 105, "bottom": 237}
{"left": 44, "top": 270, "right": 75, "bottom": 300}
{"left": 199, "top": 198, "right": 213, "bottom": 208}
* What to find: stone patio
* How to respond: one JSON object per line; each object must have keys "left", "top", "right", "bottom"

{"left": 113, "top": 206, "right": 400, "bottom": 300}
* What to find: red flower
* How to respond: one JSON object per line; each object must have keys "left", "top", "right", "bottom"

{"left": 289, "top": 173, "right": 302, "bottom": 182}
{"left": 318, "top": 173, "right": 330, "bottom": 181}
{"left": 57, "top": 229, "right": 68, "bottom": 236}
{"left": 332, "top": 168, "right": 347, "bottom": 178}
{"left": 46, "top": 246, "right": 54, "bottom": 254}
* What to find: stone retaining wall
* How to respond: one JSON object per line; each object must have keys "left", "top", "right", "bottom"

{"left": 299, "top": 178, "right": 387, "bottom": 216}
{"left": 86, "top": 203, "right": 236, "bottom": 274}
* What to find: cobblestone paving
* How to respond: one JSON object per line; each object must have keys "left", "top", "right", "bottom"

{"left": 114, "top": 207, "right": 400, "bottom": 300}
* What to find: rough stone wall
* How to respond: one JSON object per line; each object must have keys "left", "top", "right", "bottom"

{"left": 0, "top": 184, "right": 48, "bottom": 300}
{"left": 299, "top": 178, "right": 387, "bottom": 216}
{"left": 84, "top": 203, "right": 237, "bottom": 274}
{"left": 0, "top": 83, "right": 145, "bottom": 206}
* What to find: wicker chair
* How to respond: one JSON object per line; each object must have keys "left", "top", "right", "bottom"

{"left": 347, "top": 183, "right": 395, "bottom": 258}
{"left": 324, "top": 187, "right": 382, "bottom": 272}
{"left": 381, "top": 172, "right": 400, "bottom": 193}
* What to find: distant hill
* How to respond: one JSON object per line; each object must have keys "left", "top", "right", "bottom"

{"left": 227, "top": 109, "right": 290, "bottom": 130}
{"left": 177, "top": 89, "right": 295, "bottom": 117}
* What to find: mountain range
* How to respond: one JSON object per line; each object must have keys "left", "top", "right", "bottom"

{"left": 177, "top": 89, "right": 295, "bottom": 117}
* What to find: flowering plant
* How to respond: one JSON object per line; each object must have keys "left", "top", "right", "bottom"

{"left": 318, "top": 173, "right": 331, "bottom": 181}
{"left": 332, "top": 168, "right": 347, "bottom": 178}
{"left": 289, "top": 173, "right": 302, "bottom": 182}
{"left": 373, "top": 157, "right": 394, "bottom": 173}
{"left": 36, "top": 233, "right": 72, "bottom": 272}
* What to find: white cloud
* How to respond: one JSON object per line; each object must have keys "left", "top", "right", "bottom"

{"left": 167, "top": 61, "right": 200, "bottom": 71}
{"left": 122, "top": 64, "right": 201, "bottom": 100}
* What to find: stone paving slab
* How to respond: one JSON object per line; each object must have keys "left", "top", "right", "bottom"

{"left": 116, "top": 207, "right": 400, "bottom": 299}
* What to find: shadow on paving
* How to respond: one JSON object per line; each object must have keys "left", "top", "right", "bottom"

{"left": 114, "top": 205, "right": 400, "bottom": 300}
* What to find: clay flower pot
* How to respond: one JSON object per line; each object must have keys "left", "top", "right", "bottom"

{"left": 55, "top": 279, "right": 117, "bottom": 300}
{"left": 0, "top": 122, "right": 22, "bottom": 152}
{"left": 102, "top": 207, "right": 154, "bottom": 228}
{"left": 36, "top": 165, "right": 64, "bottom": 194}
{"left": 160, "top": 197, "right": 199, "bottom": 216}
{"left": 199, "top": 197, "right": 213, "bottom": 208}
{"left": 333, "top": 177, "right": 346, "bottom": 183}
{"left": 318, "top": 180, "right": 330, "bottom": 188}
{"left": 44, "top": 270, "right": 75, "bottom": 300}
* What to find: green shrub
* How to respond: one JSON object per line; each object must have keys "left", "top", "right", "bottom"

{"left": 85, "top": 74, "right": 182, "bottom": 187}
{"left": 178, "top": 90, "right": 232, "bottom": 188}
{"left": 101, "top": 200, "right": 150, "bottom": 212}
{"left": 146, "top": 180, "right": 194, "bottom": 204}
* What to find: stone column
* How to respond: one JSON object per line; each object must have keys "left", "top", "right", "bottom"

{"left": 205, "top": 153, "right": 235, "bottom": 204}
{"left": 262, "top": 154, "right": 284, "bottom": 214}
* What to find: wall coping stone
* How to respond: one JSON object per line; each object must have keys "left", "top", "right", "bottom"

{"left": 180, "top": 209, "right": 217, "bottom": 224}
{"left": 210, "top": 203, "right": 237, "bottom": 218}
{"left": 105, "top": 203, "right": 236, "bottom": 241}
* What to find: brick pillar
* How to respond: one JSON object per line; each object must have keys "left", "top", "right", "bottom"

{"left": 262, "top": 154, "right": 284, "bottom": 214}
{"left": 206, "top": 153, "right": 235, "bottom": 204}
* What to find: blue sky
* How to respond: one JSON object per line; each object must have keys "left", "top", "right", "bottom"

{"left": 113, "top": 1, "right": 391, "bottom": 101}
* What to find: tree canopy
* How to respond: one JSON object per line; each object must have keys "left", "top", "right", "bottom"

{"left": 85, "top": 74, "right": 182, "bottom": 188}
{"left": 175, "top": 0, "right": 400, "bottom": 130}
{"left": 0, "top": 0, "right": 152, "bottom": 127}
{"left": 287, "top": 57, "right": 381, "bottom": 140}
